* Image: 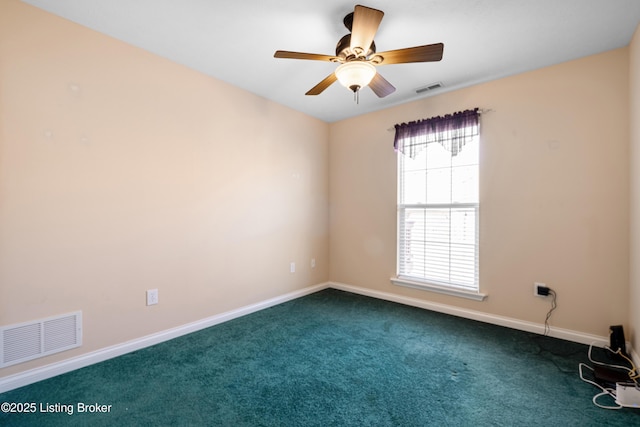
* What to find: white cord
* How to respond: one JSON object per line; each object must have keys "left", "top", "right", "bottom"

{"left": 580, "top": 342, "right": 640, "bottom": 409}
{"left": 579, "top": 363, "right": 621, "bottom": 410}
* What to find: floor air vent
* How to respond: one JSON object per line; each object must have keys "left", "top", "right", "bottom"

{"left": 1, "top": 311, "right": 82, "bottom": 368}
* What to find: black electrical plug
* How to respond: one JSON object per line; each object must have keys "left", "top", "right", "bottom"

{"left": 535, "top": 284, "right": 551, "bottom": 297}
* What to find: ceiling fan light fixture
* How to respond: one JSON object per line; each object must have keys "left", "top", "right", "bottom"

{"left": 335, "top": 61, "right": 376, "bottom": 92}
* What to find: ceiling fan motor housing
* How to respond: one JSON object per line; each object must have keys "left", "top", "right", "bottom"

{"left": 335, "top": 34, "right": 376, "bottom": 61}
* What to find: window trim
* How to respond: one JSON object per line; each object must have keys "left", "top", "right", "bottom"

{"left": 390, "top": 276, "right": 487, "bottom": 301}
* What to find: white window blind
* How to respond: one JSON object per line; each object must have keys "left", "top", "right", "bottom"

{"left": 396, "top": 111, "right": 479, "bottom": 292}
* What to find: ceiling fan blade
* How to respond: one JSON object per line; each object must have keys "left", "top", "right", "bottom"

{"left": 375, "top": 43, "right": 444, "bottom": 65}
{"left": 306, "top": 73, "right": 338, "bottom": 96}
{"left": 350, "top": 5, "right": 384, "bottom": 56}
{"left": 274, "top": 50, "right": 337, "bottom": 62}
{"left": 369, "top": 73, "right": 396, "bottom": 98}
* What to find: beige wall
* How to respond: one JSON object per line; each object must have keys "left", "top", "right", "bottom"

{"left": 630, "top": 24, "right": 640, "bottom": 353}
{"left": 0, "top": 0, "right": 329, "bottom": 377}
{"left": 330, "top": 48, "right": 630, "bottom": 337}
{"left": 1, "top": 0, "right": 636, "bottom": 381}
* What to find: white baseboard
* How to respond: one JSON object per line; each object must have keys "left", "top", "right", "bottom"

{"left": 0, "top": 282, "right": 330, "bottom": 394}
{"left": 329, "top": 281, "right": 611, "bottom": 347}
{"left": 0, "top": 281, "right": 629, "bottom": 394}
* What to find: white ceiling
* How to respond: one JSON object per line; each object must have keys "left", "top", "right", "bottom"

{"left": 22, "top": 0, "right": 640, "bottom": 123}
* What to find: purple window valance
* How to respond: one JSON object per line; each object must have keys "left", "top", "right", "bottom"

{"left": 393, "top": 108, "right": 480, "bottom": 158}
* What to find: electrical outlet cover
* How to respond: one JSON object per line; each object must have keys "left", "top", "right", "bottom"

{"left": 146, "top": 289, "right": 158, "bottom": 306}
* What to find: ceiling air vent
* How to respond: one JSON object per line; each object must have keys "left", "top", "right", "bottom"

{"left": 415, "top": 82, "right": 443, "bottom": 94}
{"left": 1, "top": 311, "right": 82, "bottom": 368}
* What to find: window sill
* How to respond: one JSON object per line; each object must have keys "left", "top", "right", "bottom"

{"left": 391, "top": 277, "right": 487, "bottom": 301}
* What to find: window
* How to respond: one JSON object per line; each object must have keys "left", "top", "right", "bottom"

{"left": 393, "top": 109, "right": 484, "bottom": 300}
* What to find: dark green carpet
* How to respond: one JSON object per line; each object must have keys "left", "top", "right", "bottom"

{"left": 1, "top": 289, "right": 639, "bottom": 426}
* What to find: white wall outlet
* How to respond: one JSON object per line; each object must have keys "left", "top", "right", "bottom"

{"left": 146, "top": 289, "right": 158, "bottom": 306}
{"left": 311, "top": 258, "right": 316, "bottom": 268}
{"left": 290, "top": 262, "right": 296, "bottom": 273}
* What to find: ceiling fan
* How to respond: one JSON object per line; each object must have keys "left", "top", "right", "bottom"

{"left": 274, "top": 4, "right": 444, "bottom": 101}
